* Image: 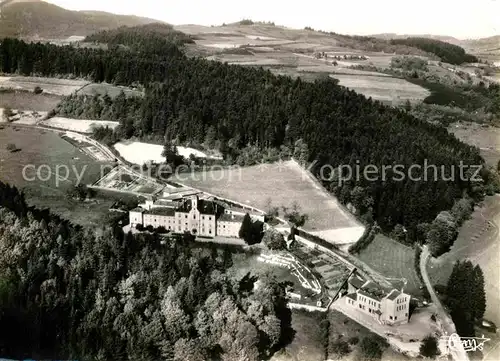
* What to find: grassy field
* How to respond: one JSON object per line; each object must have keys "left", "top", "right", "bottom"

{"left": 0, "top": 76, "right": 88, "bottom": 95}
{"left": 0, "top": 91, "right": 61, "bottom": 112}
{"left": 448, "top": 122, "right": 500, "bottom": 167}
{"left": 172, "top": 160, "right": 361, "bottom": 233}
{"left": 0, "top": 126, "right": 114, "bottom": 225}
{"left": 357, "top": 234, "right": 423, "bottom": 297}
{"left": 330, "top": 74, "right": 430, "bottom": 105}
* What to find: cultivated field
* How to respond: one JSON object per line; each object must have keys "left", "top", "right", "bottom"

{"left": 173, "top": 160, "right": 364, "bottom": 246}
{"left": 92, "top": 165, "right": 164, "bottom": 196}
{"left": 40, "top": 117, "right": 120, "bottom": 133}
{"left": 177, "top": 23, "right": 433, "bottom": 104}
{"left": 330, "top": 74, "right": 430, "bottom": 105}
{"left": 77, "top": 83, "right": 143, "bottom": 98}
{"left": 448, "top": 122, "right": 500, "bottom": 167}
{"left": 357, "top": 235, "right": 423, "bottom": 297}
{"left": 0, "top": 76, "right": 89, "bottom": 95}
{"left": 0, "top": 91, "right": 62, "bottom": 111}
{"left": 113, "top": 140, "right": 221, "bottom": 164}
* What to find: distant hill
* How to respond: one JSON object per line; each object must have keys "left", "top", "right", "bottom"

{"left": 0, "top": 0, "right": 160, "bottom": 38}
{"left": 371, "top": 33, "right": 462, "bottom": 45}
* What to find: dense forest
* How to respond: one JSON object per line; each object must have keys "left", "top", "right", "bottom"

{"left": 1, "top": 31, "right": 497, "bottom": 244}
{"left": 0, "top": 181, "right": 293, "bottom": 360}
{"left": 390, "top": 37, "right": 478, "bottom": 65}
{"left": 84, "top": 23, "right": 195, "bottom": 48}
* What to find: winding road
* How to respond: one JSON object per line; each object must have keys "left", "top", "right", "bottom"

{"left": 420, "top": 245, "right": 469, "bottom": 361}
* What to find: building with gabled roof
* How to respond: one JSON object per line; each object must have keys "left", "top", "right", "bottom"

{"left": 345, "top": 275, "right": 410, "bottom": 325}
{"left": 130, "top": 195, "right": 245, "bottom": 238}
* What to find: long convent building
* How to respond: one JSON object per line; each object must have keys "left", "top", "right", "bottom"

{"left": 130, "top": 195, "right": 260, "bottom": 238}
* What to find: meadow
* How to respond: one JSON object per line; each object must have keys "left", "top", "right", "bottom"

{"left": 330, "top": 74, "right": 430, "bottom": 105}
{"left": 448, "top": 122, "right": 500, "bottom": 167}
{"left": 172, "top": 160, "right": 363, "bottom": 245}
{"left": 0, "top": 76, "right": 88, "bottom": 96}
{"left": 0, "top": 90, "right": 61, "bottom": 112}
{"left": 0, "top": 126, "right": 113, "bottom": 225}
{"left": 357, "top": 234, "right": 423, "bottom": 297}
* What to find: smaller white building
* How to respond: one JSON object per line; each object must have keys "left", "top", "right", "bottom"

{"left": 345, "top": 275, "right": 410, "bottom": 326}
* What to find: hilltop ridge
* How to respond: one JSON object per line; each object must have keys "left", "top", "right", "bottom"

{"left": 0, "top": 0, "right": 160, "bottom": 38}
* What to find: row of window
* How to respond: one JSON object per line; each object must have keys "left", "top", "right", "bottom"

{"left": 396, "top": 297, "right": 408, "bottom": 304}
{"left": 396, "top": 304, "right": 406, "bottom": 311}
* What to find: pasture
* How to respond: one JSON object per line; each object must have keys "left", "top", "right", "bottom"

{"left": 330, "top": 74, "right": 430, "bottom": 105}
{"left": 40, "top": 116, "right": 120, "bottom": 134}
{"left": 357, "top": 234, "right": 423, "bottom": 297}
{"left": 0, "top": 91, "right": 61, "bottom": 112}
{"left": 172, "top": 160, "right": 363, "bottom": 246}
{"left": 0, "top": 126, "right": 115, "bottom": 226}
{"left": 0, "top": 76, "right": 89, "bottom": 96}
{"left": 448, "top": 122, "right": 500, "bottom": 167}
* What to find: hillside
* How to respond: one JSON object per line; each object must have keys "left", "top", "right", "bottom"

{"left": 0, "top": 0, "right": 159, "bottom": 38}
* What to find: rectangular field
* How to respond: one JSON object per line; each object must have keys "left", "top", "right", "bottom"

{"left": 0, "top": 91, "right": 61, "bottom": 112}
{"left": 40, "top": 117, "right": 120, "bottom": 134}
{"left": 0, "top": 126, "right": 109, "bottom": 193}
{"left": 0, "top": 76, "right": 89, "bottom": 96}
{"left": 330, "top": 74, "right": 430, "bottom": 105}
{"left": 357, "top": 234, "right": 422, "bottom": 297}
{"left": 172, "top": 160, "right": 363, "bottom": 242}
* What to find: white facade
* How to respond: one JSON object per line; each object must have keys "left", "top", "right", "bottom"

{"left": 345, "top": 277, "right": 410, "bottom": 326}
{"left": 130, "top": 195, "right": 243, "bottom": 238}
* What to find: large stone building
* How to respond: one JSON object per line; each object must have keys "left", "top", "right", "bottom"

{"left": 130, "top": 195, "right": 253, "bottom": 238}
{"left": 345, "top": 275, "right": 411, "bottom": 326}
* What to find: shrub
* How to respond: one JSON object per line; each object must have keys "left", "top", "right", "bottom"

{"left": 419, "top": 335, "right": 440, "bottom": 358}
{"left": 33, "top": 86, "right": 43, "bottom": 94}
{"left": 5, "top": 143, "right": 17, "bottom": 152}
{"left": 348, "top": 336, "right": 359, "bottom": 345}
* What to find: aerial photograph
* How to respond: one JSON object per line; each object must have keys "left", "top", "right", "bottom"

{"left": 0, "top": 0, "right": 498, "bottom": 360}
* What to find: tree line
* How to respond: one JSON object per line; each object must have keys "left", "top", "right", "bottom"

{"left": 390, "top": 37, "right": 478, "bottom": 65}
{"left": 0, "top": 181, "right": 293, "bottom": 360}
{"left": 1, "top": 32, "right": 498, "bottom": 246}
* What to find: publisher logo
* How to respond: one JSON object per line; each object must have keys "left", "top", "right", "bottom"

{"left": 443, "top": 333, "right": 490, "bottom": 352}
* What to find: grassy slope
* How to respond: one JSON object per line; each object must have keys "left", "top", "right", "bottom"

{"left": 357, "top": 234, "right": 423, "bottom": 297}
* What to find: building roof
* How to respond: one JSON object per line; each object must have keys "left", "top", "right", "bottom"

{"left": 358, "top": 289, "right": 382, "bottom": 302}
{"left": 130, "top": 207, "right": 145, "bottom": 213}
{"left": 349, "top": 276, "right": 366, "bottom": 290}
{"left": 346, "top": 293, "right": 358, "bottom": 301}
{"left": 145, "top": 208, "right": 175, "bottom": 216}
{"left": 385, "top": 289, "right": 401, "bottom": 301}
{"left": 219, "top": 214, "right": 245, "bottom": 223}
{"left": 177, "top": 197, "right": 218, "bottom": 215}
